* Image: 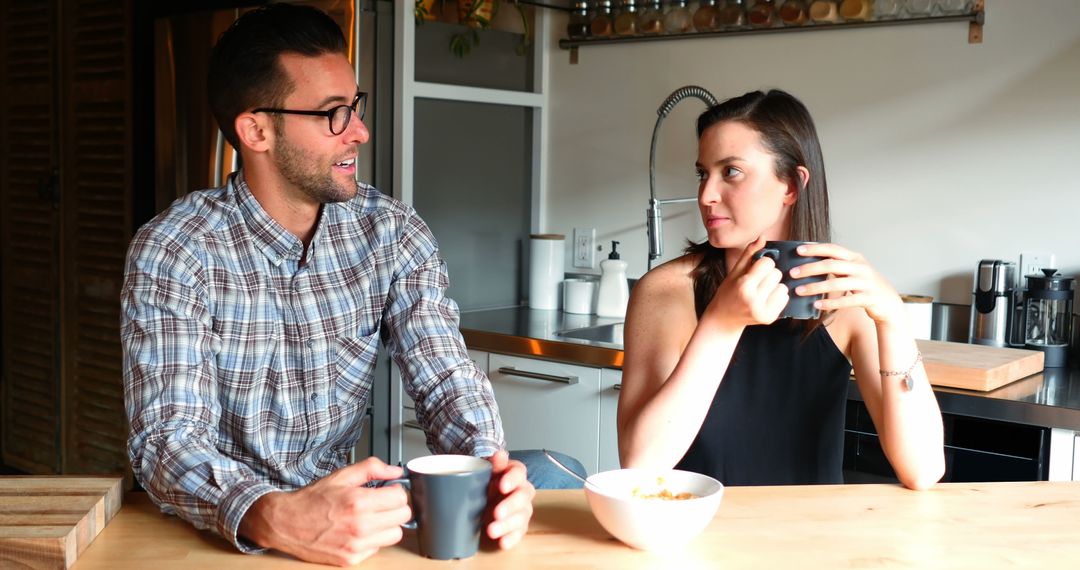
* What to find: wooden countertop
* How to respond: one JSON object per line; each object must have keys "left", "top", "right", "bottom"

{"left": 74, "top": 482, "right": 1080, "bottom": 568}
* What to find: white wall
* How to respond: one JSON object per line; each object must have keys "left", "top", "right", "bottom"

{"left": 544, "top": 0, "right": 1080, "bottom": 305}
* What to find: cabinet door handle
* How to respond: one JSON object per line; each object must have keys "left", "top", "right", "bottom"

{"left": 403, "top": 420, "right": 424, "bottom": 431}
{"left": 613, "top": 383, "right": 622, "bottom": 391}
{"left": 496, "top": 366, "right": 578, "bottom": 385}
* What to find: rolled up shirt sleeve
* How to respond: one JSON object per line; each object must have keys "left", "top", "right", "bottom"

{"left": 382, "top": 210, "right": 504, "bottom": 458}
{"left": 122, "top": 229, "right": 274, "bottom": 553}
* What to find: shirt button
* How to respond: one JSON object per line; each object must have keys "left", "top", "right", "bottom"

{"left": 306, "top": 339, "right": 314, "bottom": 348}
{"left": 310, "top": 393, "right": 319, "bottom": 401}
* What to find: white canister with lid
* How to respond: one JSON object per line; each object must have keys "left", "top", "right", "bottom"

{"left": 528, "top": 234, "right": 565, "bottom": 310}
{"left": 563, "top": 278, "right": 597, "bottom": 314}
{"left": 902, "top": 294, "right": 933, "bottom": 340}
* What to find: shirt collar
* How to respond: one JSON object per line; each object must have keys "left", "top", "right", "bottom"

{"left": 230, "top": 170, "right": 306, "bottom": 266}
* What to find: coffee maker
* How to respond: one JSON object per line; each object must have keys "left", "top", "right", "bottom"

{"left": 1019, "top": 269, "right": 1075, "bottom": 368}
{"left": 968, "top": 260, "right": 1017, "bottom": 347}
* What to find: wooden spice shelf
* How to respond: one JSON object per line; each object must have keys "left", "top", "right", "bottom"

{"left": 559, "top": 5, "right": 985, "bottom": 59}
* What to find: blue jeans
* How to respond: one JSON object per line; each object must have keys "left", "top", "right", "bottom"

{"left": 508, "top": 449, "right": 586, "bottom": 490}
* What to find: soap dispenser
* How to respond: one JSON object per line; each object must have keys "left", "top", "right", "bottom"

{"left": 596, "top": 241, "right": 629, "bottom": 318}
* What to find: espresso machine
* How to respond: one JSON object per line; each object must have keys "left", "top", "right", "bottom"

{"left": 1019, "top": 269, "right": 1075, "bottom": 368}
{"left": 968, "top": 260, "right": 1017, "bottom": 347}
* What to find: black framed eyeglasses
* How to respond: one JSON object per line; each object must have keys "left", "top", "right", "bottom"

{"left": 253, "top": 91, "right": 367, "bottom": 135}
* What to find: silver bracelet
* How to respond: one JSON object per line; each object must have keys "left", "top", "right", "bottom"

{"left": 880, "top": 351, "right": 922, "bottom": 391}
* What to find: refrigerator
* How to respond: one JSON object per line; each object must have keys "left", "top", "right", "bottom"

{"left": 137, "top": 0, "right": 396, "bottom": 463}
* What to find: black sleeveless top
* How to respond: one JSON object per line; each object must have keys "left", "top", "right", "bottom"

{"left": 675, "top": 320, "right": 852, "bottom": 486}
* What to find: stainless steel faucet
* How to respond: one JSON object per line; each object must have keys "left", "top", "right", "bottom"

{"left": 647, "top": 85, "right": 718, "bottom": 271}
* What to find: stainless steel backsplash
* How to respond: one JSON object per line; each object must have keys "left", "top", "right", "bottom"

{"left": 931, "top": 303, "right": 972, "bottom": 343}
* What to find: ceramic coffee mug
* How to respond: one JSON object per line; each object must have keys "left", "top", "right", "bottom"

{"left": 752, "top": 240, "right": 826, "bottom": 320}
{"left": 373, "top": 454, "right": 492, "bottom": 560}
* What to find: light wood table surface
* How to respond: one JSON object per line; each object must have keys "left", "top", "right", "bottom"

{"left": 73, "top": 482, "right": 1080, "bottom": 568}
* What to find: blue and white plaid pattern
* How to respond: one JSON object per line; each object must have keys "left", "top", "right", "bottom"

{"left": 121, "top": 171, "right": 503, "bottom": 552}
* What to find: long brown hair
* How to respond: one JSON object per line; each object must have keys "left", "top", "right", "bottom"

{"left": 686, "top": 90, "right": 833, "bottom": 327}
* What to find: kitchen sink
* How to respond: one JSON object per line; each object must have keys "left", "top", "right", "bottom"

{"left": 556, "top": 322, "right": 624, "bottom": 346}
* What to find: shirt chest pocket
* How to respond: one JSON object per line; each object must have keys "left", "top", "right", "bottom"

{"left": 333, "top": 330, "right": 380, "bottom": 404}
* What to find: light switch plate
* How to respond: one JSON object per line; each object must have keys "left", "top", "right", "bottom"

{"left": 573, "top": 227, "right": 596, "bottom": 268}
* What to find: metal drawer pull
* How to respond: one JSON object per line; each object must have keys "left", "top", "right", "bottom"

{"left": 497, "top": 366, "right": 579, "bottom": 385}
{"left": 613, "top": 383, "right": 622, "bottom": 391}
{"left": 403, "top": 420, "right": 424, "bottom": 431}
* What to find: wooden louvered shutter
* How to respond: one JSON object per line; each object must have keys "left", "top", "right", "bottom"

{"left": 60, "top": 0, "right": 132, "bottom": 475}
{"left": 0, "top": 0, "right": 63, "bottom": 474}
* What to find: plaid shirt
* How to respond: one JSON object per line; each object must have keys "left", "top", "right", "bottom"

{"left": 121, "top": 171, "right": 503, "bottom": 552}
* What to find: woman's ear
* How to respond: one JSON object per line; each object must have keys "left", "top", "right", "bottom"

{"left": 234, "top": 112, "right": 272, "bottom": 153}
{"left": 784, "top": 166, "right": 810, "bottom": 206}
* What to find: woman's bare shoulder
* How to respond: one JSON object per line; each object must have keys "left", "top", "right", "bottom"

{"left": 628, "top": 254, "right": 699, "bottom": 325}
{"left": 634, "top": 254, "right": 700, "bottom": 297}
{"left": 823, "top": 305, "right": 876, "bottom": 358}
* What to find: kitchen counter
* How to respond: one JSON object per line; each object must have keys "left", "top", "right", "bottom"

{"left": 460, "top": 306, "right": 625, "bottom": 367}
{"left": 459, "top": 307, "right": 1080, "bottom": 432}
{"left": 73, "top": 484, "right": 1080, "bottom": 568}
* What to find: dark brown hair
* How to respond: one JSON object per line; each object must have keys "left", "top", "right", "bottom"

{"left": 207, "top": 4, "right": 347, "bottom": 151}
{"left": 686, "top": 89, "right": 833, "bottom": 326}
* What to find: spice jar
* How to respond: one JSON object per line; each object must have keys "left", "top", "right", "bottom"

{"left": 933, "top": 0, "right": 971, "bottom": 15}
{"left": 717, "top": 0, "right": 748, "bottom": 29}
{"left": 591, "top": 0, "right": 615, "bottom": 36}
{"left": 567, "top": 0, "right": 591, "bottom": 39}
{"left": 638, "top": 0, "right": 665, "bottom": 34}
{"left": 614, "top": 0, "right": 640, "bottom": 35}
{"left": 808, "top": 0, "right": 839, "bottom": 23}
{"left": 904, "top": 0, "right": 932, "bottom": 16}
{"left": 779, "top": 0, "right": 808, "bottom": 25}
{"left": 693, "top": 0, "right": 720, "bottom": 31}
{"left": 873, "top": 0, "right": 902, "bottom": 19}
{"left": 747, "top": 0, "right": 776, "bottom": 27}
{"left": 663, "top": 0, "right": 693, "bottom": 33}
{"left": 838, "top": 0, "right": 872, "bottom": 21}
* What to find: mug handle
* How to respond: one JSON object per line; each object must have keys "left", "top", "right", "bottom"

{"left": 752, "top": 247, "right": 780, "bottom": 262}
{"left": 366, "top": 478, "right": 418, "bottom": 530}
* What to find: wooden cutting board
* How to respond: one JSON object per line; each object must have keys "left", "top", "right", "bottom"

{"left": 0, "top": 476, "right": 123, "bottom": 569}
{"left": 916, "top": 339, "right": 1045, "bottom": 392}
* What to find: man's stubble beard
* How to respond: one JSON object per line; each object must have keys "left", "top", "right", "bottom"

{"left": 274, "top": 127, "right": 356, "bottom": 204}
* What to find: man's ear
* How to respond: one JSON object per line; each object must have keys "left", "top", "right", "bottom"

{"left": 785, "top": 166, "right": 810, "bottom": 206}
{"left": 234, "top": 112, "right": 272, "bottom": 153}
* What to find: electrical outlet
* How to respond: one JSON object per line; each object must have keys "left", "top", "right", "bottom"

{"left": 573, "top": 227, "right": 596, "bottom": 269}
{"left": 1019, "top": 251, "right": 1056, "bottom": 281}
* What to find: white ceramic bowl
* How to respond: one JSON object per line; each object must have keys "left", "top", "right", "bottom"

{"left": 584, "top": 468, "right": 724, "bottom": 551}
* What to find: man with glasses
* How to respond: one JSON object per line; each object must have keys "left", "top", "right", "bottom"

{"left": 120, "top": 4, "right": 579, "bottom": 566}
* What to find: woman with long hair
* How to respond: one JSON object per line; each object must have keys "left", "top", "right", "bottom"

{"left": 617, "top": 90, "right": 944, "bottom": 489}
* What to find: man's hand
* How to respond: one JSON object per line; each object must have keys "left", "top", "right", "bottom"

{"left": 484, "top": 450, "right": 535, "bottom": 549}
{"left": 239, "top": 457, "right": 411, "bottom": 567}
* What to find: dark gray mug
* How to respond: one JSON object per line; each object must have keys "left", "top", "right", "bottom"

{"left": 373, "top": 454, "right": 492, "bottom": 560}
{"left": 752, "top": 240, "right": 826, "bottom": 320}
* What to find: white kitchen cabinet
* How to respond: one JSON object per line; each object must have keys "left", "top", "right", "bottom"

{"left": 392, "top": 348, "right": 620, "bottom": 477}
{"left": 1074, "top": 432, "right": 1080, "bottom": 482}
{"left": 1048, "top": 428, "right": 1080, "bottom": 481}
{"left": 468, "top": 348, "right": 489, "bottom": 374}
{"left": 598, "top": 368, "right": 622, "bottom": 473}
{"left": 487, "top": 353, "right": 602, "bottom": 475}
